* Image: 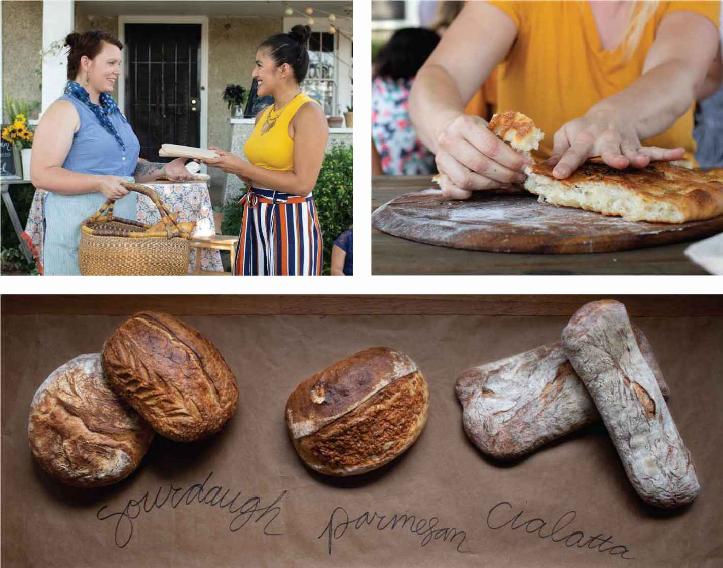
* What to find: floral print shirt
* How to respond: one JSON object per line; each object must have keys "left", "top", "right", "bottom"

{"left": 372, "top": 76, "right": 436, "bottom": 176}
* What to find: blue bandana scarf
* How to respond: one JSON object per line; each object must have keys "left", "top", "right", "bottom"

{"left": 64, "top": 80, "right": 126, "bottom": 150}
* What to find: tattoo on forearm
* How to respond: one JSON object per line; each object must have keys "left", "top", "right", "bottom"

{"left": 134, "top": 160, "right": 165, "bottom": 178}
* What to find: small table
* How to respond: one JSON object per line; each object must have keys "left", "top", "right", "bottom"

{"left": 1, "top": 177, "right": 33, "bottom": 263}
{"left": 189, "top": 235, "right": 239, "bottom": 275}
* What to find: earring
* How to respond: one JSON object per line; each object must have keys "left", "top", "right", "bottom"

{"left": 84, "top": 73, "right": 89, "bottom": 86}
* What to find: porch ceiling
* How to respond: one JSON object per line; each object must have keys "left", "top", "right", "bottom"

{"left": 75, "top": 1, "right": 352, "bottom": 18}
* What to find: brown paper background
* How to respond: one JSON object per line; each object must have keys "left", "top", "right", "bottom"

{"left": 2, "top": 296, "right": 722, "bottom": 567}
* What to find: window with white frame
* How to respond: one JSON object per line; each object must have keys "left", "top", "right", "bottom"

{"left": 303, "top": 31, "right": 337, "bottom": 116}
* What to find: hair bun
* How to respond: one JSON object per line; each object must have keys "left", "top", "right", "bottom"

{"left": 64, "top": 32, "right": 82, "bottom": 48}
{"left": 289, "top": 25, "right": 311, "bottom": 45}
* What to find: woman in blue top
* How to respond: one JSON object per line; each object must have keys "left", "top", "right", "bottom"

{"left": 31, "top": 30, "right": 192, "bottom": 275}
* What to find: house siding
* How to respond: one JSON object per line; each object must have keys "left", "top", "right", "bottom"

{"left": 2, "top": 0, "right": 43, "bottom": 121}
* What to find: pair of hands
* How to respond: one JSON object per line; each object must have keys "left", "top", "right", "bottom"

{"left": 434, "top": 109, "right": 685, "bottom": 200}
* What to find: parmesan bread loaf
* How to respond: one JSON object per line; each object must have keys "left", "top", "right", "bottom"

{"left": 456, "top": 326, "right": 668, "bottom": 460}
{"left": 562, "top": 300, "right": 700, "bottom": 508}
{"left": 102, "top": 312, "right": 239, "bottom": 442}
{"left": 286, "top": 347, "right": 429, "bottom": 476}
{"left": 28, "top": 354, "right": 154, "bottom": 487}
{"left": 524, "top": 161, "right": 723, "bottom": 223}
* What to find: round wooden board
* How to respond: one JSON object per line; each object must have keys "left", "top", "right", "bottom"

{"left": 372, "top": 188, "right": 723, "bottom": 254}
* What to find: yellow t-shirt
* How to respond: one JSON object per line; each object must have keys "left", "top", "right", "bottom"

{"left": 244, "top": 92, "right": 316, "bottom": 171}
{"left": 487, "top": 0, "right": 720, "bottom": 159}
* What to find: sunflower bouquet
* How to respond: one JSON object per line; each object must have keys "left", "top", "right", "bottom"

{"left": 2, "top": 113, "right": 34, "bottom": 150}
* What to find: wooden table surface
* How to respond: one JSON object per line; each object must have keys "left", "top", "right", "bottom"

{"left": 372, "top": 176, "right": 709, "bottom": 275}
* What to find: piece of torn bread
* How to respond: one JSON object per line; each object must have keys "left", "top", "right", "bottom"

{"left": 432, "top": 111, "right": 543, "bottom": 185}
{"left": 488, "top": 111, "right": 544, "bottom": 153}
{"left": 524, "top": 161, "right": 723, "bottom": 223}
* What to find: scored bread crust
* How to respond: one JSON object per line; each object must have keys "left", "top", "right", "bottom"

{"left": 102, "top": 312, "right": 239, "bottom": 442}
{"left": 525, "top": 161, "right": 723, "bottom": 223}
{"left": 28, "top": 353, "right": 154, "bottom": 487}
{"left": 286, "top": 347, "right": 429, "bottom": 476}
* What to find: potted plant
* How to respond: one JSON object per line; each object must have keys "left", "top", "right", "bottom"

{"left": 344, "top": 104, "right": 353, "bottom": 128}
{"left": 222, "top": 84, "right": 247, "bottom": 117}
{"left": 2, "top": 113, "right": 34, "bottom": 180}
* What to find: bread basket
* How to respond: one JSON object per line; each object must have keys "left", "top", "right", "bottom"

{"left": 79, "top": 183, "right": 193, "bottom": 275}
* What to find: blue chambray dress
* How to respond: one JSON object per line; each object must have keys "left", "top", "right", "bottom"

{"left": 43, "top": 94, "right": 140, "bottom": 275}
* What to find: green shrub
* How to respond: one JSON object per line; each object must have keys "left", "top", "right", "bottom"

{"left": 314, "top": 144, "right": 353, "bottom": 274}
{"left": 221, "top": 144, "right": 353, "bottom": 275}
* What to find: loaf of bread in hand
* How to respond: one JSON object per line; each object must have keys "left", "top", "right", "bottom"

{"left": 102, "top": 312, "right": 239, "bottom": 442}
{"left": 286, "top": 347, "right": 429, "bottom": 476}
{"left": 28, "top": 353, "right": 154, "bottom": 487}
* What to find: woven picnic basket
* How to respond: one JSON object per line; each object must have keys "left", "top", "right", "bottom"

{"left": 79, "top": 183, "right": 191, "bottom": 275}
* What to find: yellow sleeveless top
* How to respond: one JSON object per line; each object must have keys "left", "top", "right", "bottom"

{"left": 244, "top": 93, "right": 316, "bottom": 171}
{"left": 487, "top": 1, "right": 720, "bottom": 163}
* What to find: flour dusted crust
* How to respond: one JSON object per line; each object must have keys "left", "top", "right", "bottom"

{"left": 285, "top": 347, "right": 429, "bottom": 476}
{"left": 525, "top": 161, "right": 723, "bottom": 223}
{"left": 562, "top": 300, "right": 700, "bottom": 508}
{"left": 102, "top": 312, "right": 239, "bottom": 442}
{"left": 28, "top": 354, "right": 154, "bottom": 487}
{"left": 455, "top": 326, "right": 667, "bottom": 461}
{"left": 488, "top": 111, "right": 544, "bottom": 153}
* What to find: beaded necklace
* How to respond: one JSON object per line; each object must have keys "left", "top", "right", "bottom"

{"left": 261, "top": 92, "right": 301, "bottom": 134}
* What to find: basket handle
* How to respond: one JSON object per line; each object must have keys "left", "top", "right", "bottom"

{"left": 87, "top": 182, "right": 180, "bottom": 235}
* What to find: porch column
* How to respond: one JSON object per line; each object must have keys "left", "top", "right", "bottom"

{"left": 41, "top": 0, "right": 74, "bottom": 113}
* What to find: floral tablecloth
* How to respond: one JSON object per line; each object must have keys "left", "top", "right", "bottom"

{"left": 22, "top": 182, "right": 223, "bottom": 274}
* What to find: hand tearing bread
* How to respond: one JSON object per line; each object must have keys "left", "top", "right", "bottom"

{"left": 432, "top": 111, "right": 542, "bottom": 186}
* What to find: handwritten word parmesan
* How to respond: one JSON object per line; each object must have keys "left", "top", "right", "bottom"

{"left": 319, "top": 506, "right": 468, "bottom": 554}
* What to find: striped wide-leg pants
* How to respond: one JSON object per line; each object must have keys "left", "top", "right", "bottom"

{"left": 235, "top": 188, "right": 323, "bottom": 276}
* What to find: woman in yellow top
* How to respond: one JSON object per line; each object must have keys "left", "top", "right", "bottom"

{"left": 409, "top": 1, "right": 721, "bottom": 199}
{"left": 205, "top": 25, "right": 328, "bottom": 275}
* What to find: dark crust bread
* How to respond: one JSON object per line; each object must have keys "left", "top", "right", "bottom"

{"left": 528, "top": 161, "right": 723, "bottom": 222}
{"left": 285, "top": 347, "right": 419, "bottom": 439}
{"left": 285, "top": 347, "right": 429, "bottom": 476}
{"left": 102, "top": 312, "right": 239, "bottom": 442}
{"left": 28, "top": 353, "right": 154, "bottom": 487}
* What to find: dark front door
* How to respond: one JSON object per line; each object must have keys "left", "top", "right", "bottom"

{"left": 124, "top": 23, "right": 201, "bottom": 162}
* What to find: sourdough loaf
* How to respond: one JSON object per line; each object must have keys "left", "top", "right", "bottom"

{"left": 286, "top": 347, "right": 429, "bottom": 476}
{"left": 102, "top": 312, "right": 239, "bottom": 442}
{"left": 28, "top": 353, "right": 154, "bottom": 487}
